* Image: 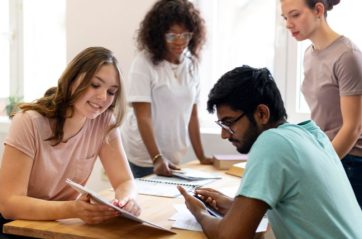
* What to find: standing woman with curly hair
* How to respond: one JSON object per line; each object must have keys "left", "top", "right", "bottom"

{"left": 122, "top": 0, "right": 213, "bottom": 178}
{"left": 281, "top": 0, "right": 362, "bottom": 207}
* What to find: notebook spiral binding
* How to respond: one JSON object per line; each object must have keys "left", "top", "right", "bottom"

{"left": 137, "top": 176, "right": 201, "bottom": 187}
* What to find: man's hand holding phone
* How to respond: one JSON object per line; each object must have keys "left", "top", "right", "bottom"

{"left": 193, "top": 194, "right": 223, "bottom": 218}
{"left": 193, "top": 188, "right": 233, "bottom": 216}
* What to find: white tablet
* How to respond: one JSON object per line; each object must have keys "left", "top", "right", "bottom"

{"left": 65, "top": 178, "right": 174, "bottom": 233}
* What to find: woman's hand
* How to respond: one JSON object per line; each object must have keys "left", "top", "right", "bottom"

{"left": 153, "top": 156, "right": 180, "bottom": 176}
{"left": 113, "top": 197, "right": 141, "bottom": 216}
{"left": 74, "top": 194, "right": 120, "bottom": 224}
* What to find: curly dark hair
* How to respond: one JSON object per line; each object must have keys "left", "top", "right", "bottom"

{"left": 137, "top": 0, "right": 206, "bottom": 65}
{"left": 207, "top": 66, "right": 287, "bottom": 125}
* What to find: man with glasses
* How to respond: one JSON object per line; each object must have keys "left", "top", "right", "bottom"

{"left": 178, "top": 65, "right": 362, "bottom": 238}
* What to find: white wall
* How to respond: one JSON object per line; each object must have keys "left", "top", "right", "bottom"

{"left": 66, "top": 0, "right": 156, "bottom": 78}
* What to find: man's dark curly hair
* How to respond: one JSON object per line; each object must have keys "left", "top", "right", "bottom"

{"left": 137, "top": 0, "right": 206, "bottom": 65}
{"left": 207, "top": 65, "right": 287, "bottom": 124}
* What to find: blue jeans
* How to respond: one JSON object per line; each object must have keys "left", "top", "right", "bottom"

{"left": 342, "top": 154, "right": 362, "bottom": 208}
{"left": 128, "top": 161, "right": 154, "bottom": 178}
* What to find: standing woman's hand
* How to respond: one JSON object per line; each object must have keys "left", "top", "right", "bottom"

{"left": 153, "top": 155, "right": 180, "bottom": 176}
{"left": 199, "top": 156, "right": 214, "bottom": 165}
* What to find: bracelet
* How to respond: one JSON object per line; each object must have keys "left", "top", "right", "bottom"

{"left": 151, "top": 153, "right": 162, "bottom": 163}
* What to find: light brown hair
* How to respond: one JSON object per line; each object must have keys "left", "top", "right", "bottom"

{"left": 18, "top": 47, "right": 126, "bottom": 145}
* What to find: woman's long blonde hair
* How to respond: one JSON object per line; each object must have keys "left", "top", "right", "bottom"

{"left": 18, "top": 47, "right": 126, "bottom": 145}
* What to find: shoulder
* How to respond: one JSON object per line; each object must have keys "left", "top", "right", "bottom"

{"left": 334, "top": 36, "right": 362, "bottom": 59}
{"left": 339, "top": 36, "right": 361, "bottom": 51}
{"left": 249, "top": 128, "right": 290, "bottom": 164}
{"left": 13, "top": 109, "right": 41, "bottom": 118}
{"left": 5, "top": 110, "right": 50, "bottom": 153}
{"left": 129, "top": 50, "right": 159, "bottom": 76}
{"left": 332, "top": 37, "right": 362, "bottom": 78}
{"left": 250, "top": 123, "right": 308, "bottom": 158}
{"left": 253, "top": 126, "right": 293, "bottom": 148}
{"left": 133, "top": 50, "right": 154, "bottom": 67}
{"left": 11, "top": 110, "right": 46, "bottom": 127}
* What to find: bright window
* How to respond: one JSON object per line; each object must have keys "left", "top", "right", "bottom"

{"left": 0, "top": 0, "right": 65, "bottom": 120}
{"left": 22, "top": 0, "right": 66, "bottom": 102}
{"left": 196, "top": 0, "right": 277, "bottom": 130}
{"left": 0, "top": 0, "right": 10, "bottom": 116}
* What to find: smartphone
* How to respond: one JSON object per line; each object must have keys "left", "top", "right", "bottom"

{"left": 193, "top": 194, "right": 223, "bottom": 218}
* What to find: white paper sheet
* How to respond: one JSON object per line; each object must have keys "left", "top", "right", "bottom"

{"left": 170, "top": 204, "right": 268, "bottom": 233}
{"left": 170, "top": 204, "right": 202, "bottom": 231}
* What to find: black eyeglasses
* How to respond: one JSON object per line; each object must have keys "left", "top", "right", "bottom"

{"left": 215, "top": 112, "right": 246, "bottom": 134}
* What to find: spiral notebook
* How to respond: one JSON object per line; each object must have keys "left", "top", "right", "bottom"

{"left": 135, "top": 175, "right": 216, "bottom": 198}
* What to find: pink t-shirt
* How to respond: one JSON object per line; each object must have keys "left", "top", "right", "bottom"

{"left": 4, "top": 110, "right": 118, "bottom": 201}
{"left": 302, "top": 36, "right": 362, "bottom": 156}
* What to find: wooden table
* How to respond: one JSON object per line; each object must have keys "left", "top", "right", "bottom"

{"left": 3, "top": 161, "right": 269, "bottom": 239}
